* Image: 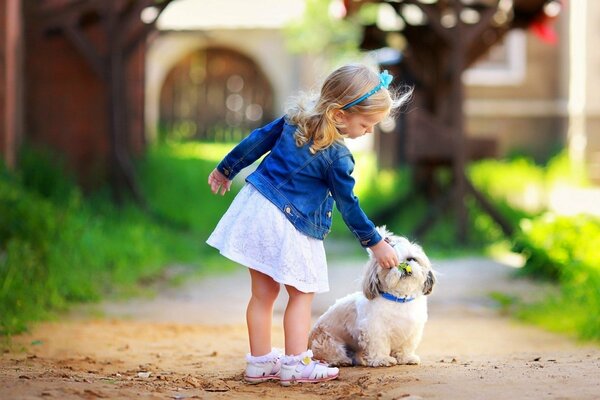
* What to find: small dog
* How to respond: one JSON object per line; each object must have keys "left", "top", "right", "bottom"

{"left": 309, "top": 227, "right": 435, "bottom": 367}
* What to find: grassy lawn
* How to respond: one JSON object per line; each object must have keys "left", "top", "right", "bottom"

{"left": 2, "top": 142, "right": 598, "bottom": 342}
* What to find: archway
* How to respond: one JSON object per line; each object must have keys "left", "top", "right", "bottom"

{"left": 159, "top": 47, "right": 274, "bottom": 142}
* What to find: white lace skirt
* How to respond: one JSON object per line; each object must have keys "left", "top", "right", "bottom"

{"left": 206, "top": 184, "right": 329, "bottom": 293}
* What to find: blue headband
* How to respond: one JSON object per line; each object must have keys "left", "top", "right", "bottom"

{"left": 341, "top": 70, "right": 393, "bottom": 110}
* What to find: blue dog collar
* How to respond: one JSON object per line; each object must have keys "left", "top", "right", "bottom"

{"left": 341, "top": 70, "right": 393, "bottom": 110}
{"left": 381, "top": 292, "right": 415, "bottom": 303}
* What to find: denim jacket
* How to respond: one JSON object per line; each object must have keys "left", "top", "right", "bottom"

{"left": 216, "top": 116, "right": 382, "bottom": 248}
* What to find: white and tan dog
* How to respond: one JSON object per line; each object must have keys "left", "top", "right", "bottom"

{"left": 309, "top": 228, "right": 435, "bottom": 367}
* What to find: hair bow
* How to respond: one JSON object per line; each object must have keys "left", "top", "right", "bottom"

{"left": 380, "top": 70, "right": 393, "bottom": 89}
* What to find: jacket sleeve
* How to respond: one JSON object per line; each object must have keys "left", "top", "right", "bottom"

{"left": 326, "top": 154, "right": 383, "bottom": 248}
{"left": 216, "top": 116, "right": 286, "bottom": 180}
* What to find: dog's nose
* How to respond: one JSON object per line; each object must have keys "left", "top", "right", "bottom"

{"left": 406, "top": 257, "right": 416, "bottom": 262}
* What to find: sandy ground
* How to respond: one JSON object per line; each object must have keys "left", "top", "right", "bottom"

{"left": 1, "top": 256, "right": 599, "bottom": 399}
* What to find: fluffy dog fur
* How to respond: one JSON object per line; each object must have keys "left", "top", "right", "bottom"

{"left": 309, "top": 227, "right": 435, "bottom": 367}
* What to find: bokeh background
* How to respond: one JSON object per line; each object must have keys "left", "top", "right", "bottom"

{"left": 1, "top": 0, "right": 598, "bottom": 342}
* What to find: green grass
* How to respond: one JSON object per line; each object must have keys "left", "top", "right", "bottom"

{"left": 473, "top": 152, "right": 600, "bottom": 342}
{"left": 3, "top": 142, "right": 597, "bottom": 343}
{"left": 1, "top": 141, "right": 476, "bottom": 336}
{"left": 139, "top": 142, "right": 241, "bottom": 233}
{"left": 511, "top": 215, "right": 600, "bottom": 341}
{"left": 0, "top": 143, "right": 240, "bottom": 335}
{"left": 516, "top": 298, "right": 591, "bottom": 341}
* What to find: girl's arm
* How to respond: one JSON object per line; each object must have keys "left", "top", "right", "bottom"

{"left": 327, "top": 154, "right": 398, "bottom": 268}
{"left": 215, "top": 117, "right": 286, "bottom": 181}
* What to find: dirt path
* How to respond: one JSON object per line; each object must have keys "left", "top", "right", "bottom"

{"left": 1, "top": 257, "right": 599, "bottom": 399}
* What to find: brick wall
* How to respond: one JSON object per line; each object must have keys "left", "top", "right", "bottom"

{"left": 24, "top": 7, "right": 146, "bottom": 188}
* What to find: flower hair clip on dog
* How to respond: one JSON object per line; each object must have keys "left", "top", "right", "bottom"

{"left": 397, "top": 261, "right": 412, "bottom": 274}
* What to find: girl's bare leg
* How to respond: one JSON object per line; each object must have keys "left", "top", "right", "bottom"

{"left": 283, "top": 285, "right": 315, "bottom": 355}
{"left": 247, "top": 269, "right": 280, "bottom": 356}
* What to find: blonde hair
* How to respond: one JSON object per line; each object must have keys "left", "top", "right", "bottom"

{"left": 287, "top": 64, "right": 411, "bottom": 154}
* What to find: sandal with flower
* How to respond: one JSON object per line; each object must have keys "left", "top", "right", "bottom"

{"left": 280, "top": 350, "right": 339, "bottom": 386}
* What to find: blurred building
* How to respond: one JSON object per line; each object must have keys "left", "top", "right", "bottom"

{"left": 146, "top": 0, "right": 324, "bottom": 143}
{"left": 1, "top": 0, "right": 147, "bottom": 188}
{"left": 149, "top": 0, "right": 599, "bottom": 182}
{"left": 0, "top": 0, "right": 599, "bottom": 183}
{"left": 464, "top": 1, "right": 599, "bottom": 183}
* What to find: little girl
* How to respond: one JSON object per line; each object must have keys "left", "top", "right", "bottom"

{"left": 207, "top": 64, "right": 410, "bottom": 385}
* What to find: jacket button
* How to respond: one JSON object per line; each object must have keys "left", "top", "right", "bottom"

{"left": 223, "top": 169, "right": 230, "bottom": 176}
{"left": 285, "top": 206, "right": 292, "bottom": 214}
{"left": 326, "top": 211, "right": 332, "bottom": 218}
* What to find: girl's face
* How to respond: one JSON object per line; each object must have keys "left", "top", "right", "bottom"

{"left": 337, "top": 110, "right": 388, "bottom": 139}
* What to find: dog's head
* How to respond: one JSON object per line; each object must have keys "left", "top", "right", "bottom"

{"left": 362, "top": 227, "right": 436, "bottom": 300}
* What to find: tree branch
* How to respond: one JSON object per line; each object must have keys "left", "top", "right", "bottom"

{"left": 36, "top": 0, "right": 105, "bottom": 34}
{"left": 62, "top": 22, "right": 107, "bottom": 81}
{"left": 123, "top": 0, "right": 175, "bottom": 60}
{"left": 464, "top": 5, "right": 504, "bottom": 49}
{"left": 401, "top": 0, "right": 452, "bottom": 43}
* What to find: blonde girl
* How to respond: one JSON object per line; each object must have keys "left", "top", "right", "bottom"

{"left": 207, "top": 64, "right": 411, "bottom": 385}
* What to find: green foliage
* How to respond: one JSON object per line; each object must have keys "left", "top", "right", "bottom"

{"left": 0, "top": 143, "right": 239, "bottom": 335}
{"left": 545, "top": 151, "right": 590, "bottom": 187}
{"left": 1, "top": 176, "right": 69, "bottom": 333}
{"left": 470, "top": 151, "right": 599, "bottom": 341}
{"left": 332, "top": 157, "right": 512, "bottom": 256}
{"left": 0, "top": 176, "right": 182, "bottom": 334}
{"left": 350, "top": 150, "right": 597, "bottom": 341}
{"left": 3, "top": 141, "right": 597, "bottom": 343}
{"left": 469, "top": 156, "right": 546, "bottom": 215}
{"left": 512, "top": 215, "right": 600, "bottom": 341}
{"left": 284, "top": 0, "right": 361, "bottom": 60}
{"left": 18, "top": 146, "right": 78, "bottom": 203}
{"left": 139, "top": 142, "right": 240, "bottom": 233}
{"left": 516, "top": 214, "right": 600, "bottom": 282}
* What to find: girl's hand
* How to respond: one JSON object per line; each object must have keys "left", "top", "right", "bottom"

{"left": 369, "top": 240, "right": 399, "bottom": 269}
{"left": 208, "top": 168, "right": 232, "bottom": 195}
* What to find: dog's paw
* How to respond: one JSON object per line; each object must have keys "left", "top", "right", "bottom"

{"left": 396, "top": 354, "right": 421, "bottom": 365}
{"left": 366, "top": 356, "right": 398, "bottom": 367}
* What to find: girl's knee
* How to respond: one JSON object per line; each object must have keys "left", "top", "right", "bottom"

{"left": 285, "top": 285, "right": 314, "bottom": 300}
{"left": 250, "top": 270, "right": 280, "bottom": 301}
{"left": 254, "top": 283, "right": 280, "bottom": 302}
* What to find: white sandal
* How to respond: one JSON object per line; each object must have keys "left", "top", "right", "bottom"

{"left": 244, "top": 349, "right": 282, "bottom": 383}
{"left": 280, "top": 350, "right": 339, "bottom": 386}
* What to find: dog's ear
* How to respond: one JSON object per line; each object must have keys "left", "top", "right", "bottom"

{"left": 362, "top": 259, "right": 381, "bottom": 300}
{"left": 422, "top": 270, "right": 436, "bottom": 295}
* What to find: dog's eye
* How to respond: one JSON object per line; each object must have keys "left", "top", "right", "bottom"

{"left": 406, "top": 257, "right": 416, "bottom": 262}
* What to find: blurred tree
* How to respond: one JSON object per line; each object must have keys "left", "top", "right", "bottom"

{"left": 27, "top": 0, "right": 175, "bottom": 205}
{"left": 284, "top": 0, "right": 362, "bottom": 61}
{"left": 343, "top": 0, "right": 562, "bottom": 242}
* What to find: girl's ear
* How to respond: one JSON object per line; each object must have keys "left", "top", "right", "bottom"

{"left": 333, "top": 109, "right": 345, "bottom": 124}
